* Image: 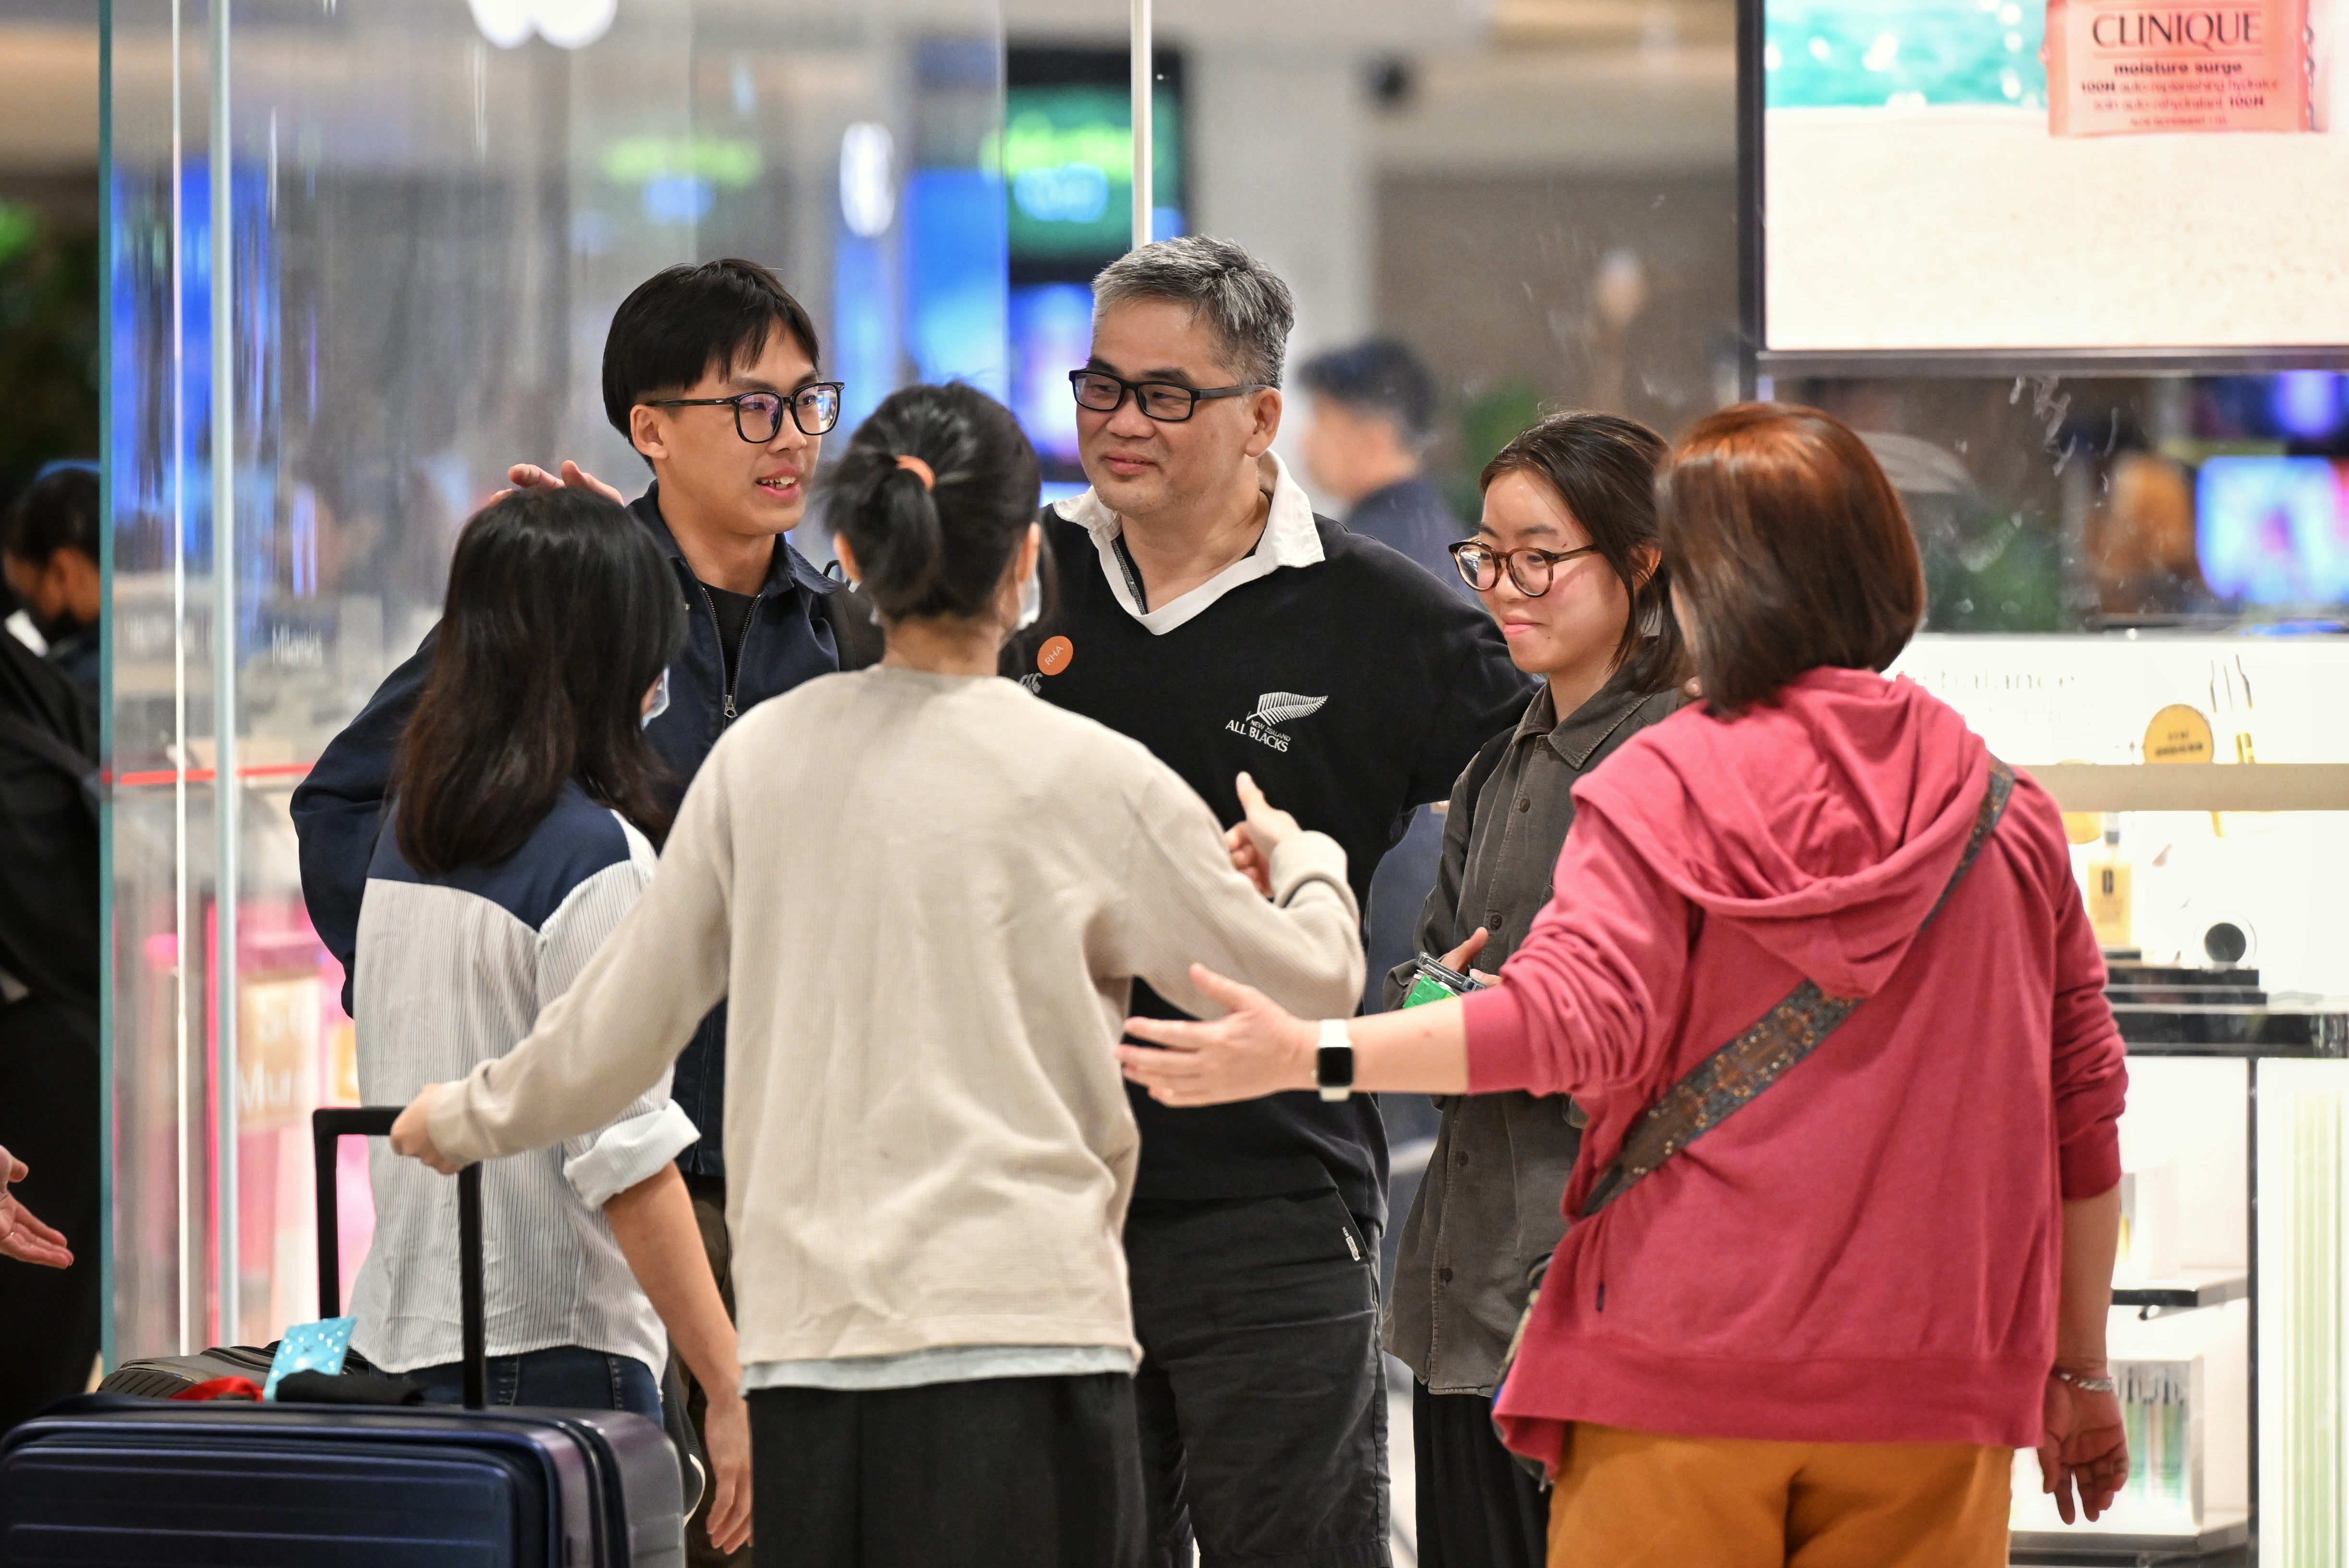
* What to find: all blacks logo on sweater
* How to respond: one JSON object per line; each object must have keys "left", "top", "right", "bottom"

{"left": 1226, "top": 691, "right": 1328, "bottom": 753}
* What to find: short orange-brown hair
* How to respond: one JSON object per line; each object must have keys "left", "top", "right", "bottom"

{"left": 1659, "top": 403, "right": 1925, "bottom": 715}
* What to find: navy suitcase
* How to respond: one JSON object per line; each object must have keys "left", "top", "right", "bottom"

{"left": 0, "top": 1108, "right": 684, "bottom": 1567}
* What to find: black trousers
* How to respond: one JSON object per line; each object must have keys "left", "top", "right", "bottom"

{"left": 0, "top": 998, "right": 100, "bottom": 1433}
{"left": 748, "top": 1373, "right": 1144, "bottom": 1568}
{"left": 1126, "top": 1191, "right": 1390, "bottom": 1568}
{"left": 1412, "top": 1381, "right": 1549, "bottom": 1568}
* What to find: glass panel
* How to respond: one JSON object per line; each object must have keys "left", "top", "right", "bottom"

{"left": 102, "top": 0, "right": 1004, "bottom": 1358}
{"left": 1767, "top": 369, "right": 2349, "bottom": 632}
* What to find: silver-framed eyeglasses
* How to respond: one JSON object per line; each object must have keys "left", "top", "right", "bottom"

{"left": 1069, "top": 370, "right": 1268, "bottom": 423}
{"left": 647, "top": 383, "right": 845, "bottom": 442}
{"left": 1449, "top": 540, "right": 1600, "bottom": 597}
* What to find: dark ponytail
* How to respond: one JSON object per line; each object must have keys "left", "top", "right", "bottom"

{"left": 828, "top": 384, "right": 1041, "bottom": 622}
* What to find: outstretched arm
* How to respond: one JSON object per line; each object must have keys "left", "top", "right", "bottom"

{"left": 1120, "top": 968, "right": 1470, "bottom": 1104}
{"left": 0, "top": 1146, "right": 72, "bottom": 1269}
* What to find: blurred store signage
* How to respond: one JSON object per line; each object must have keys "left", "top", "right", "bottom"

{"left": 467, "top": 0, "right": 618, "bottom": 51}
{"left": 603, "top": 135, "right": 763, "bottom": 229}
{"left": 839, "top": 123, "right": 897, "bottom": 240}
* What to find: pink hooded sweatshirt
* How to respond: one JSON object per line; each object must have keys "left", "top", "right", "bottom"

{"left": 1460, "top": 666, "right": 2126, "bottom": 1466}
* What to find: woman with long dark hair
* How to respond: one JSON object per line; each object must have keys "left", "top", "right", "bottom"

{"left": 350, "top": 485, "right": 751, "bottom": 1552}
{"left": 1387, "top": 412, "right": 1686, "bottom": 1568}
{"left": 1120, "top": 403, "right": 2130, "bottom": 1567}
{"left": 387, "top": 383, "right": 1365, "bottom": 1567}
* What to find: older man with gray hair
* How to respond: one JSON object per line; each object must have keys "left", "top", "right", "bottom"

{"left": 1012, "top": 236, "right": 1529, "bottom": 1568}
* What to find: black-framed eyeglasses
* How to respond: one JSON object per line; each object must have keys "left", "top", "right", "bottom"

{"left": 1450, "top": 540, "right": 1600, "bottom": 597}
{"left": 1068, "top": 370, "right": 1268, "bottom": 423}
{"left": 647, "top": 383, "right": 845, "bottom": 442}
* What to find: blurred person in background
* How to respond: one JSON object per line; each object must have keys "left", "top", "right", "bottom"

{"left": 0, "top": 616, "right": 99, "bottom": 1431}
{"left": 293, "top": 257, "right": 876, "bottom": 1565}
{"left": 1015, "top": 237, "right": 1529, "bottom": 1568}
{"left": 1383, "top": 413, "right": 1685, "bottom": 1568}
{"left": 350, "top": 485, "right": 749, "bottom": 1552}
{"left": 1297, "top": 338, "right": 1464, "bottom": 591}
{"left": 1121, "top": 403, "right": 2131, "bottom": 1568}
{"left": 390, "top": 382, "right": 1367, "bottom": 1568}
{"left": 2093, "top": 450, "right": 2219, "bottom": 619}
{"left": 2, "top": 462, "right": 102, "bottom": 695}
{"left": 1297, "top": 339, "right": 1476, "bottom": 1028}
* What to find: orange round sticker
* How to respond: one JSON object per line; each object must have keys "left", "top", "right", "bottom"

{"left": 1038, "top": 635, "right": 1074, "bottom": 676}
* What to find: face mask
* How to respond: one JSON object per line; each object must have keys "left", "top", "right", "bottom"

{"left": 642, "top": 667, "right": 671, "bottom": 729}
{"left": 1016, "top": 565, "right": 1042, "bottom": 631}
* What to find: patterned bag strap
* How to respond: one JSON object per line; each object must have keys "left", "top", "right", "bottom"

{"left": 1576, "top": 757, "right": 2016, "bottom": 1220}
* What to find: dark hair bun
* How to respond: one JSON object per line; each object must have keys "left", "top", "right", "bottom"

{"left": 830, "top": 385, "right": 1041, "bottom": 623}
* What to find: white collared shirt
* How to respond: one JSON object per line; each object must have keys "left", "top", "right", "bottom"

{"left": 1052, "top": 452, "right": 1325, "bottom": 636}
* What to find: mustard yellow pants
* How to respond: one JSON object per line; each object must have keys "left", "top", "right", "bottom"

{"left": 1547, "top": 1422, "right": 2011, "bottom": 1568}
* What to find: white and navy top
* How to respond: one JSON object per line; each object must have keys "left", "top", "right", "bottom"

{"left": 347, "top": 783, "right": 697, "bottom": 1376}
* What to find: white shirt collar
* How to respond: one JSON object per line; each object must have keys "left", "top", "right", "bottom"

{"left": 1052, "top": 451, "right": 1324, "bottom": 636}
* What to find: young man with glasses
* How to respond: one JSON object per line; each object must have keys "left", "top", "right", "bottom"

{"left": 1017, "top": 236, "right": 1530, "bottom": 1568}
{"left": 290, "top": 256, "right": 872, "bottom": 1567}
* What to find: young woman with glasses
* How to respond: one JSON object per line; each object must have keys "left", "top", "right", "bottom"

{"left": 388, "top": 383, "right": 1367, "bottom": 1568}
{"left": 1387, "top": 412, "right": 1689, "bottom": 1568}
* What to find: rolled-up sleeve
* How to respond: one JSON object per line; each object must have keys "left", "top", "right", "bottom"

{"left": 564, "top": 1100, "right": 699, "bottom": 1208}
{"left": 2048, "top": 867, "right": 2128, "bottom": 1199}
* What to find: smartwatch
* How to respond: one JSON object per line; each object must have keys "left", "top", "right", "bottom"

{"left": 1316, "top": 1019, "right": 1355, "bottom": 1103}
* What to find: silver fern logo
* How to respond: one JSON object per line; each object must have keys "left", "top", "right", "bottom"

{"left": 1227, "top": 690, "right": 1328, "bottom": 752}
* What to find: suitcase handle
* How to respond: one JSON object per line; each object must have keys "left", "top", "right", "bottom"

{"left": 313, "top": 1107, "right": 488, "bottom": 1411}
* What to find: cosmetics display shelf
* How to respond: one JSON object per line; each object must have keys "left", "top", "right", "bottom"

{"left": 2111, "top": 1271, "right": 2249, "bottom": 1315}
{"left": 2105, "top": 961, "right": 2349, "bottom": 1058}
{"left": 2010, "top": 1508, "right": 2250, "bottom": 1566}
{"left": 2117, "top": 1007, "right": 2349, "bottom": 1057}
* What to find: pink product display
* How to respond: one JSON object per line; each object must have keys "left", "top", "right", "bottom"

{"left": 2047, "top": 0, "right": 2321, "bottom": 134}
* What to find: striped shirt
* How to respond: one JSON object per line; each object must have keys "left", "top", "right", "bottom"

{"left": 348, "top": 783, "right": 697, "bottom": 1376}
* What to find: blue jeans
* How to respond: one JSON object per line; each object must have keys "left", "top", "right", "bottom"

{"left": 410, "top": 1344, "right": 661, "bottom": 1421}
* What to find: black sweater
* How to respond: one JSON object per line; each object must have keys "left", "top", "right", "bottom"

{"left": 1017, "top": 510, "right": 1533, "bottom": 1225}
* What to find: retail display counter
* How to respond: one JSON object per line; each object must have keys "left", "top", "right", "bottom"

{"left": 1892, "top": 634, "right": 2348, "bottom": 1566}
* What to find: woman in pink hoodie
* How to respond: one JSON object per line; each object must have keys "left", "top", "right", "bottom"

{"left": 1120, "top": 403, "right": 2131, "bottom": 1568}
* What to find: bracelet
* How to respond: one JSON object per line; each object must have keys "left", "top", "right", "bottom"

{"left": 2050, "top": 1367, "right": 2118, "bottom": 1395}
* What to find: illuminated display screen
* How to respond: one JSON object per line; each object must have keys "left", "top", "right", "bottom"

{"left": 1002, "top": 71, "right": 1183, "bottom": 268}
{"left": 2197, "top": 456, "right": 2349, "bottom": 606}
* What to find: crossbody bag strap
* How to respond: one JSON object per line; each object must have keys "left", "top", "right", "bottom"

{"left": 1575, "top": 757, "right": 2016, "bottom": 1220}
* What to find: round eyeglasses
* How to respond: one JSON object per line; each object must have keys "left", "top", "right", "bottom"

{"left": 647, "top": 383, "right": 845, "bottom": 442}
{"left": 1449, "top": 540, "right": 1600, "bottom": 598}
{"left": 1069, "top": 370, "right": 1268, "bottom": 423}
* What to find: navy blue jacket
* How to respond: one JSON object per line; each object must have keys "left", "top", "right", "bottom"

{"left": 291, "top": 485, "right": 881, "bottom": 1181}
{"left": 1345, "top": 474, "right": 1472, "bottom": 597}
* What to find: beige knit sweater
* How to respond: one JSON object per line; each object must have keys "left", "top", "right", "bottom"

{"left": 426, "top": 666, "right": 1364, "bottom": 1366}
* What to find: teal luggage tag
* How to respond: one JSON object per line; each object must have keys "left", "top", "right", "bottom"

{"left": 264, "top": 1316, "right": 356, "bottom": 1400}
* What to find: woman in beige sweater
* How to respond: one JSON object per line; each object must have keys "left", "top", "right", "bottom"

{"left": 389, "top": 382, "right": 1363, "bottom": 1568}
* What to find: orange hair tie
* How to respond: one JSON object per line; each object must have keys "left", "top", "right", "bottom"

{"left": 893, "top": 454, "right": 936, "bottom": 491}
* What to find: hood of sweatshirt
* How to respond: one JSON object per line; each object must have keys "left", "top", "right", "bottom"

{"left": 1571, "top": 666, "right": 1992, "bottom": 1000}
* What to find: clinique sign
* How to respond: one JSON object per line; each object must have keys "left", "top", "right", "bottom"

{"left": 2047, "top": 0, "right": 2321, "bottom": 133}
{"left": 2087, "top": 9, "right": 2266, "bottom": 48}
